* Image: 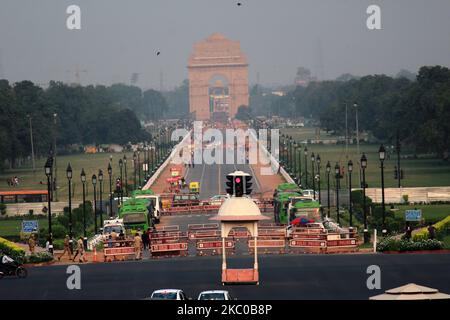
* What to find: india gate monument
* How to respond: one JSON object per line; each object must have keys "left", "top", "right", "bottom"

{"left": 188, "top": 33, "right": 249, "bottom": 121}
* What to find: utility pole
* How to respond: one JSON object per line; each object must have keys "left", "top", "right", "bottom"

{"left": 28, "top": 115, "right": 36, "bottom": 173}
{"left": 396, "top": 130, "right": 401, "bottom": 188}
{"left": 53, "top": 113, "right": 58, "bottom": 201}
{"left": 345, "top": 102, "right": 348, "bottom": 159}
{"left": 354, "top": 103, "right": 361, "bottom": 188}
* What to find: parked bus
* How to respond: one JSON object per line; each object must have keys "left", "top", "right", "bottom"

{"left": 0, "top": 190, "right": 48, "bottom": 204}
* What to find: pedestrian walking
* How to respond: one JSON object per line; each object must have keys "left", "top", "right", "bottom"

{"left": 28, "top": 234, "right": 36, "bottom": 254}
{"left": 134, "top": 233, "right": 143, "bottom": 260}
{"left": 58, "top": 235, "right": 72, "bottom": 261}
{"left": 142, "top": 230, "right": 148, "bottom": 251}
{"left": 72, "top": 237, "right": 86, "bottom": 263}
{"left": 428, "top": 223, "right": 436, "bottom": 240}
{"left": 404, "top": 222, "right": 412, "bottom": 240}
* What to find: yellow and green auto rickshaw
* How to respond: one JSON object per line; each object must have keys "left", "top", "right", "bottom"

{"left": 189, "top": 181, "right": 200, "bottom": 194}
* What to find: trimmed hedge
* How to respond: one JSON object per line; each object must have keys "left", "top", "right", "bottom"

{"left": 413, "top": 215, "right": 450, "bottom": 241}
{"left": 0, "top": 236, "right": 25, "bottom": 263}
{"left": 377, "top": 237, "right": 443, "bottom": 252}
{"left": 25, "top": 252, "right": 54, "bottom": 264}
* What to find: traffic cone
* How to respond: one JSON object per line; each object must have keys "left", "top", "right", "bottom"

{"left": 93, "top": 247, "right": 98, "bottom": 263}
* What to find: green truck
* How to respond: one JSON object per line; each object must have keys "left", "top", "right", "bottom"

{"left": 273, "top": 183, "right": 321, "bottom": 224}
{"left": 287, "top": 197, "right": 321, "bottom": 222}
{"left": 273, "top": 192, "right": 302, "bottom": 224}
{"left": 119, "top": 198, "right": 152, "bottom": 234}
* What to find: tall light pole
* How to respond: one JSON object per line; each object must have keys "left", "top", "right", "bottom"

{"left": 289, "top": 136, "right": 293, "bottom": 173}
{"left": 80, "top": 168, "right": 87, "bottom": 248}
{"left": 316, "top": 154, "right": 321, "bottom": 204}
{"left": 45, "top": 158, "right": 53, "bottom": 255}
{"left": 137, "top": 150, "right": 141, "bottom": 188}
{"left": 354, "top": 102, "right": 361, "bottom": 187}
{"left": 92, "top": 174, "right": 98, "bottom": 234}
{"left": 379, "top": 144, "right": 387, "bottom": 235}
{"left": 335, "top": 163, "right": 340, "bottom": 225}
{"left": 27, "top": 115, "right": 36, "bottom": 172}
{"left": 361, "top": 153, "right": 369, "bottom": 243}
{"left": 118, "top": 158, "right": 123, "bottom": 205}
{"left": 348, "top": 160, "right": 353, "bottom": 227}
{"left": 304, "top": 147, "right": 308, "bottom": 188}
{"left": 123, "top": 155, "right": 128, "bottom": 196}
{"left": 66, "top": 163, "right": 73, "bottom": 247}
{"left": 53, "top": 113, "right": 58, "bottom": 202}
{"left": 311, "top": 152, "right": 316, "bottom": 199}
{"left": 326, "top": 161, "right": 331, "bottom": 218}
{"left": 293, "top": 141, "right": 298, "bottom": 183}
{"left": 107, "top": 163, "right": 113, "bottom": 218}
{"left": 98, "top": 169, "right": 104, "bottom": 229}
{"left": 133, "top": 152, "right": 137, "bottom": 190}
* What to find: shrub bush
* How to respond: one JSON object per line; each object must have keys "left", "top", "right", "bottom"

{"left": 0, "top": 236, "right": 25, "bottom": 263}
{"left": 25, "top": 252, "right": 54, "bottom": 264}
{"left": 413, "top": 215, "right": 450, "bottom": 241}
{"left": 377, "top": 237, "right": 443, "bottom": 252}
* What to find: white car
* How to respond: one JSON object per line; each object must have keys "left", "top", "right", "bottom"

{"left": 208, "top": 195, "right": 228, "bottom": 205}
{"left": 197, "top": 290, "right": 233, "bottom": 300}
{"left": 301, "top": 189, "right": 319, "bottom": 199}
{"left": 149, "top": 289, "right": 188, "bottom": 300}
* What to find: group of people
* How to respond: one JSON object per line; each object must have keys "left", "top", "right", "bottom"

{"left": 404, "top": 222, "right": 436, "bottom": 240}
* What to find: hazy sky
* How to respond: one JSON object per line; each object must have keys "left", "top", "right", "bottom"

{"left": 1, "top": 0, "right": 450, "bottom": 89}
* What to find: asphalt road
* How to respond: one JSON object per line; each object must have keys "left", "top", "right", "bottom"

{"left": 184, "top": 158, "right": 261, "bottom": 200}
{"left": 1, "top": 253, "right": 449, "bottom": 300}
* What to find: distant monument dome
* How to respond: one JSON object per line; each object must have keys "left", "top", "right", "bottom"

{"left": 213, "top": 197, "right": 269, "bottom": 222}
{"left": 188, "top": 33, "right": 249, "bottom": 120}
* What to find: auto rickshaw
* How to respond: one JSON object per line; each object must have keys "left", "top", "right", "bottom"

{"left": 189, "top": 181, "right": 200, "bottom": 194}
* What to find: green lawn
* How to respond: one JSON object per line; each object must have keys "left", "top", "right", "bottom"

{"left": 0, "top": 152, "right": 139, "bottom": 202}
{"left": 280, "top": 128, "right": 450, "bottom": 188}
{"left": 391, "top": 204, "right": 450, "bottom": 222}
{"left": 0, "top": 218, "right": 48, "bottom": 238}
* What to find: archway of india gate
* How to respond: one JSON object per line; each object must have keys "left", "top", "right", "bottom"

{"left": 188, "top": 33, "right": 249, "bottom": 121}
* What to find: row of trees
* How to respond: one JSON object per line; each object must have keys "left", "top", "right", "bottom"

{"left": 262, "top": 66, "right": 450, "bottom": 157}
{"left": 0, "top": 80, "right": 171, "bottom": 169}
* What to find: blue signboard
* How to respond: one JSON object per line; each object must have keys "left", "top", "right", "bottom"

{"left": 405, "top": 210, "right": 422, "bottom": 221}
{"left": 22, "top": 220, "right": 39, "bottom": 233}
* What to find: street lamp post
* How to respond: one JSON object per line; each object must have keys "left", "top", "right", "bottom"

{"left": 335, "top": 163, "right": 340, "bottom": 225}
{"left": 316, "top": 154, "right": 321, "bottom": 204}
{"left": 133, "top": 152, "right": 137, "bottom": 190}
{"left": 361, "top": 153, "right": 369, "bottom": 243}
{"left": 293, "top": 141, "right": 298, "bottom": 183}
{"left": 107, "top": 163, "right": 113, "bottom": 218}
{"left": 92, "top": 174, "right": 98, "bottom": 234}
{"left": 326, "top": 161, "right": 331, "bottom": 218}
{"left": 119, "top": 158, "right": 123, "bottom": 205}
{"left": 137, "top": 150, "right": 141, "bottom": 188}
{"left": 98, "top": 170, "right": 104, "bottom": 229}
{"left": 304, "top": 147, "right": 308, "bottom": 188}
{"left": 80, "top": 169, "right": 87, "bottom": 248}
{"left": 45, "top": 158, "right": 53, "bottom": 255}
{"left": 348, "top": 160, "right": 353, "bottom": 227}
{"left": 311, "top": 152, "right": 316, "bottom": 200}
{"left": 66, "top": 163, "right": 73, "bottom": 248}
{"left": 123, "top": 155, "right": 128, "bottom": 196}
{"left": 289, "top": 136, "right": 293, "bottom": 173}
{"left": 379, "top": 144, "right": 387, "bottom": 235}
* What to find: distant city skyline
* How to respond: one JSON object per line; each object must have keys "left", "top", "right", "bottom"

{"left": 0, "top": 0, "right": 449, "bottom": 90}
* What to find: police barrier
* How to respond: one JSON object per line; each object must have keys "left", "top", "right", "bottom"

{"left": 150, "top": 242, "right": 188, "bottom": 258}
{"left": 248, "top": 239, "right": 286, "bottom": 254}
{"left": 196, "top": 239, "right": 235, "bottom": 256}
